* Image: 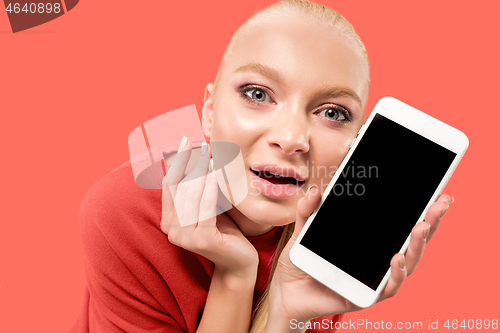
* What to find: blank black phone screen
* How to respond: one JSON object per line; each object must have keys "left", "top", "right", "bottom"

{"left": 300, "top": 114, "right": 456, "bottom": 290}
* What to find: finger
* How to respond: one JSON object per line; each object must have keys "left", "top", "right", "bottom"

{"left": 379, "top": 253, "right": 406, "bottom": 302}
{"left": 436, "top": 193, "right": 454, "bottom": 205}
{"left": 404, "top": 194, "right": 453, "bottom": 272}
{"left": 160, "top": 176, "right": 180, "bottom": 234}
{"left": 198, "top": 159, "right": 218, "bottom": 227}
{"left": 294, "top": 185, "right": 321, "bottom": 237}
{"left": 423, "top": 196, "right": 451, "bottom": 243}
{"left": 174, "top": 142, "right": 210, "bottom": 227}
{"left": 179, "top": 141, "right": 210, "bottom": 183}
{"left": 166, "top": 136, "right": 192, "bottom": 197}
{"left": 404, "top": 221, "right": 428, "bottom": 276}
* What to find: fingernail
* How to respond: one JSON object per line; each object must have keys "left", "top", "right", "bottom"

{"left": 305, "top": 185, "right": 317, "bottom": 199}
{"left": 201, "top": 141, "right": 208, "bottom": 155}
{"left": 208, "top": 158, "right": 214, "bottom": 172}
{"left": 399, "top": 255, "right": 406, "bottom": 270}
{"left": 449, "top": 196, "right": 455, "bottom": 205}
{"left": 179, "top": 136, "right": 188, "bottom": 150}
{"left": 440, "top": 202, "right": 450, "bottom": 218}
{"left": 423, "top": 222, "right": 430, "bottom": 240}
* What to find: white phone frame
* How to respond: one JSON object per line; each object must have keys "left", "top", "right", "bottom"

{"left": 289, "top": 96, "right": 469, "bottom": 308}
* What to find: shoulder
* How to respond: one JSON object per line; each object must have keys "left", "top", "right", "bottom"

{"left": 79, "top": 160, "right": 162, "bottom": 231}
{"left": 78, "top": 160, "right": 212, "bottom": 299}
{"left": 78, "top": 160, "right": 212, "bottom": 275}
{"left": 77, "top": 161, "right": 209, "bottom": 332}
{"left": 78, "top": 160, "right": 167, "bottom": 270}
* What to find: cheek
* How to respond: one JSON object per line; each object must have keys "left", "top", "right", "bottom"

{"left": 210, "top": 104, "right": 267, "bottom": 151}
{"left": 310, "top": 134, "right": 353, "bottom": 192}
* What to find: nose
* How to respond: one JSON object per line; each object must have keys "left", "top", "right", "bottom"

{"left": 266, "top": 106, "right": 310, "bottom": 156}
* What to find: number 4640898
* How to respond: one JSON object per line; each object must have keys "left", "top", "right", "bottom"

{"left": 444, "top": 319, "right": 498, "bottom": 330}
{"left": 5, "top": 3, "right": 61, "bottom": 14}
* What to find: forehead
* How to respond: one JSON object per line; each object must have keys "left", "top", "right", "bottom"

{"left": 223, "top": 14, "right": 369, "bottom": 104}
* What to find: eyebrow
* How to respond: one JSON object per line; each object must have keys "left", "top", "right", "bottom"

{"left": 234, "top": 63, "right": 285, "bottom": 85}
{"left": 234, "top": 62, "right": 362, "bottom": 108}
{"left": 311, "top": 85, "right": 362, "bottom": 108}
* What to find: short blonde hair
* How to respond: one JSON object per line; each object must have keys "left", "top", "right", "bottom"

{"left": 212, "top": 0, "right": 370, "bottom": 99}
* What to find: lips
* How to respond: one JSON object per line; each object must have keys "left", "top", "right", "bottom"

{"left": 251, "top": 164, "right": 306, "bottom": 181}
{"left": 249, "top": 163, "right": 306, "bottom": 199}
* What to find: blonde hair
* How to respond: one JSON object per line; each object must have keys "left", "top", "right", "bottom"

{"left": 213, "top": 0, "right": 370, "bottom": 99}
{"left": 211, "top": 1, "right": 369, "bottom": 332}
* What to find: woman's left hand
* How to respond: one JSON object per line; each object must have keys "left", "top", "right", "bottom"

{"left": 265, "top": 185, "right": 453, "bottom": 331}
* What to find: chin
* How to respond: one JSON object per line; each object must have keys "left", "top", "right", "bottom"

{"left": 235, "top": 194, "right": 298, "bottom": 226}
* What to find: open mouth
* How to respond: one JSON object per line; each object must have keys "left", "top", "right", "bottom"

{"left": 251, "top": 169, "right": 304, "bottom": 186}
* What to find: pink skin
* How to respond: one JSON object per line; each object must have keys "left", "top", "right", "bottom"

{"left": 177, "top": 12, "right": 454, "bottom": 329}
{"left": 202, "top": 15, "right": 368, "bottom": 236}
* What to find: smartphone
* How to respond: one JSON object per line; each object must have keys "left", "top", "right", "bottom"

{"left": 289, "top": 96, "right": 469, "bottom": 308}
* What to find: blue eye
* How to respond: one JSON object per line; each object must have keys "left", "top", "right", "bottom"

{"left": 318, "top": 107, "right": 347, "bottom": 121}
{"left": 245, "top": 88, "right": 267, "bottom": 102}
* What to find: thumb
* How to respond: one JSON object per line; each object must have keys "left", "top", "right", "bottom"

{"left": 293, "top": 185, "right": 321, "bottom": 238}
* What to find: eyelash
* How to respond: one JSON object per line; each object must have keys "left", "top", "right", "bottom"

{"left": 239, "top": 85, "right": 274, "bottom": 105}
{"left": 238, "top": 84, "right": 353, "bottom": 124}
{"left": 315, "top": 105, "right": 352, "bottom": 124}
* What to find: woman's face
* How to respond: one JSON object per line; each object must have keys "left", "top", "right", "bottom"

{"left": 203, "top": 14, "right": 369, "bottom": 234}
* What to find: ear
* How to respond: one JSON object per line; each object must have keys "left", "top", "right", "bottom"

{"left": 202, "top": 83, "right": 214, "bottom": 141}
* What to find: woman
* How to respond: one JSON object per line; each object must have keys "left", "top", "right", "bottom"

{"left": 70, "top": 1, "right": 453, "bottom": 332}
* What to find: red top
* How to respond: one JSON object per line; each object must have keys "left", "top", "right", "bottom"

{"left": 69, "top": 162, "right": 342, "bottom": 332}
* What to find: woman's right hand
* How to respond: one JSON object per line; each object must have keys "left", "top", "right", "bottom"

{"left": 160, "top": 137, "right": 259, "bottom": 278}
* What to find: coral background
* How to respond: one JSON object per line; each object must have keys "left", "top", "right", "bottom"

{"left": 1, "top": 0, "right": 499, "bottom": 332}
